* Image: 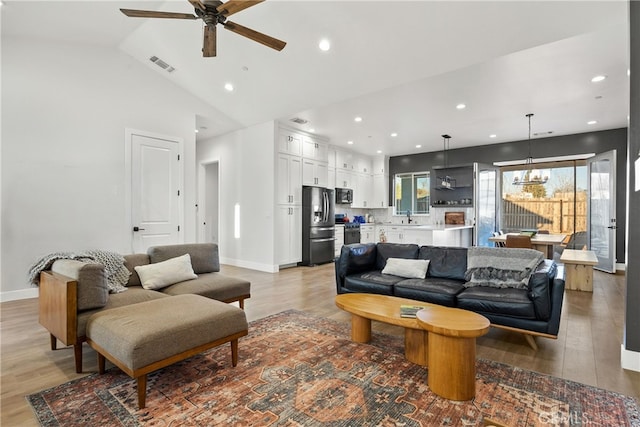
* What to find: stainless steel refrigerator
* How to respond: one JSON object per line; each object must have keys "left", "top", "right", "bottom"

{"left": 301, "top": 186, "right": 335, "bottom": 266}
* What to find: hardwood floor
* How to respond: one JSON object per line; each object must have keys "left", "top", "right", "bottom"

{"left": 1, "top": 263, "right": 639, "bottom": 425}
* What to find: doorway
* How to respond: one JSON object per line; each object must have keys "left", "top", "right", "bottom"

{"left": 199, "top": 161, "right": 220, "bottom": 244}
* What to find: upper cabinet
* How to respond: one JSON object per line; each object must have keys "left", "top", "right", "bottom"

{"left": 278, "top": 130, "right": 303, "bottom": 156}
{"left": 335, "top": 150, "right": 355, "bottom": 170}
{"left": 372, "top": 156, "right": 388, "bottom": 175}
{"left": 431, "top": 165, "right": 474, "bottom": 207}
{"left": 355, "top": 156, "right": 372, "bottom": 174}
{"left": 302, "top": 136, "right": 328, "bottom": 162}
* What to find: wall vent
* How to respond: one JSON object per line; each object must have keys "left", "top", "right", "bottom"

{"left": 533, "top": 131, "right": 554, "bottom": 136}
{"left": 290, "top": 117, "right": 308, "bottom": 125}
{"left": 150, "top": 56, "right": 176, "bottom": 73}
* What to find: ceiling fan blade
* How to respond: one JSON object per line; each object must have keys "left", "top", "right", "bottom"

{"left": 203, "top": 25, "right": 217, "bottom": 57}
{"left": 222, "top": 21, "right": 286, "bottom": 51}
{"left": 120, "top": 9, "right": 197, "bottom": 20}
{"left": 217, "top": 0, "right": 264, "bottom": 17}
{"left": 187, "top": 0, "right": 206, "bottom": 12}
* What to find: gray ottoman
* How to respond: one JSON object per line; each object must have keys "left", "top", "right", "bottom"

{"left": 86, "top": 294, "right": 248, "bottom": 408}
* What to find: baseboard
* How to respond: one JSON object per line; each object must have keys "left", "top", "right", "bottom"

{"left": 220, "top": 257, "right": 278, "bottom": 273}
{"left": 616, "top": 263, "right": 626, "bottom": 272}
{"left": 621, "top": 344, "right": 640, "bottom": 372}
{"left": 1, "top": 287, "right": 38, "bottom": 302}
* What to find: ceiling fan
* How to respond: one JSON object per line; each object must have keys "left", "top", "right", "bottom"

{"left": 120, "top": 0, "right": 286, "bottom": 57}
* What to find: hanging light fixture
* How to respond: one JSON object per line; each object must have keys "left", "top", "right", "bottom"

{"left": 437, "top": 134, "right": 455, "bottom": 189}
{"left": 512, "top": 113, "right": 549, "bottom": 186}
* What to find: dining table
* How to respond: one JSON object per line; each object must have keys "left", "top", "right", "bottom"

{"left": 488, "top": 232, "right": 566, "bottom": 259}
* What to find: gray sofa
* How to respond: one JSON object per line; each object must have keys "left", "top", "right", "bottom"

{"left": 39, "top": 243, "right": 251, "bottom": 373}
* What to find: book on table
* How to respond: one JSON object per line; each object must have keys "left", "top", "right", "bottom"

{"left": 400, "top": 304, "right": 426, "bottom": 318}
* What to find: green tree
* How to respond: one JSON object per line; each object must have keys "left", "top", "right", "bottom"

{"left": 522, "top": 183, "right": 547, "bottom": 198}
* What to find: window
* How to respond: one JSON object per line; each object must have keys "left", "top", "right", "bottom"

{"left": 500, "top": 160, "right": 587, "bottom": 234}
{"left": 394, "top": 172, "right": 430, "bottom": 215}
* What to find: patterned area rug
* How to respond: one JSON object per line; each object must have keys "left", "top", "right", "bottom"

{"left": 28, "top": 310, "right": 639, "bottom": 426}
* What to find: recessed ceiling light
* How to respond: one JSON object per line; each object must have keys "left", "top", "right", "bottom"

{"left": 354, "top": 117, "right": 363, "bottom": 122}
{"left": 415, "top": 145, "right": 422, "bottom": 148}
{"left": 456, "top": 103, "right": 466, "bottom": 110}
{"left": 376, "top": 150, "right": 382, "bottom": 154}
{"left": 347, "top": 140, "right": 354, "bottom": 145}
{"left": 309, "top": 128, "right": 315, "bottom": 133}
{"left": 587, "top": 120, "right": 597, "bottom": 125}
{"left": 391, "top": 133, "right": 398, "bottom": 137}
{"left": 195, "top": 129, "right": 199, "bottom": 133}
{"left": 224, "top": 83, "right": 234, "bottom": 91}
{"left": 489, "top": 134, "right": 497, "bottom": 138}
{"left": 319, "top": 39, "right": 331, "bottom": 51}
{"left": 591, "top": 75, "right": 606, "bottom": 83}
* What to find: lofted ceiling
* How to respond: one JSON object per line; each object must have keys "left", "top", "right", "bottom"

{"left": 2, "top": 0, "right": 630, "bottom": 158}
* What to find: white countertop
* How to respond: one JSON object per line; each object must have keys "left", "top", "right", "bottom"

{"left": 374, "top": 223, "right": 474, "bottom": 231}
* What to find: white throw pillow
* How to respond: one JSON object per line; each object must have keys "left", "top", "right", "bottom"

{"left": 134, "top": 254, "right": 197, "bottom": 290}
{"left": 381, "top": 258, "right": 430, "bottom": 279}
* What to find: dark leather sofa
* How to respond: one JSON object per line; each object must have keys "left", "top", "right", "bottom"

{"left": 335, "top": 243, "right": 566, "bottom": 346}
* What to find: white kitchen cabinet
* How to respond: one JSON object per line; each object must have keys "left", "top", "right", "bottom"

{"left": 360, "top": 225, "right": 375, "bottom": 244}
{"left": 277, "top": 205, "right": 302, "bottom": 266}
{"left": 334, "top": 225, "right": 344, "bottom": 257}
{"left": 278, "top": 129, "right": 303, "bottom": 156}
{"left": 373, "top": 155, "right": 387, "bottom": 175}
{"left": 328, "top": 146, "right": 337, "bottom": 168}
{"left": 328, "top": 167, "right": 336, "bottom": 190}
{"left": 385, "top": 226, "right": 404, "bottom": 243}
{"left": 336, "top": 150, "right": 355, "bottom": 170}
{"left": 336, "top": 169, "right": 354, "bottom": 189}
{"left": 277, "top": 153, "right": 302, "bottom": 205}
{"left": 355, "top": 155, "right": 372, "bottom": 174}
{"left": 302, "top": 159, "right": 328, "bottom": 187}
{"left": 372, "top": 174, "right": 389, "bottom": 208}
{"left": 380, "top": 226, "right": 432, "bottom": 246}
{"left": 302, "top": 136, "right": 328, "bottom": 162}
{"left": 353, "top": 172, "right": 372, "bottom": 208}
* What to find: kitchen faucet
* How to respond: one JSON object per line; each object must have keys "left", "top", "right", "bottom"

{"left": 406, "top": 210, "right": 413, "bottom": 224}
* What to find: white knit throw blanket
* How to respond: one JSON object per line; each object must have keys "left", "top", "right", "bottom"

{"left": 464, "top": 246, "right": 544, "bottom": 289}
{"left": 28, "top": 250, "right": 130, "bottom": 293}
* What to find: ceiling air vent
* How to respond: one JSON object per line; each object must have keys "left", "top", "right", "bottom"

{"left": 290, "top": 117, "right": 308, "bottom": 125}
{"left": 149, "top": 56, "right": 176, "bottom": 73}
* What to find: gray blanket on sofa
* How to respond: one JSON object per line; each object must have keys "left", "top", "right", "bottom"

{"left": 28, "top": 250, "right": 130, "bottom": 293}
{"left": 464, "top": 247, "right": 544, "bottom": 289}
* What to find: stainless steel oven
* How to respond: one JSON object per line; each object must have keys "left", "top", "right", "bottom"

{"left": 344, "top": 223, "right": 361, "bottom": 244}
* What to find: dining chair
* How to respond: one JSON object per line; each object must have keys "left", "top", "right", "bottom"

{"left": 506, "top": 234, "right": 533, "bottom": 249}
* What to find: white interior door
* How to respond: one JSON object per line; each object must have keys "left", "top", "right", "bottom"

{"left": 129, "top": 131, "right": 182, "bottom": 253}
{"left": 588, "top": 150, "right": 616, "bottom": 273}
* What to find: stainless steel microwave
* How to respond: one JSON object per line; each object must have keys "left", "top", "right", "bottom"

{"left": 335, "top": 188, "right": 353, "bottom": 204}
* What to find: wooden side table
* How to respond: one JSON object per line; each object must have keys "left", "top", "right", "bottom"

{"left": 416, "top": 306, "right": 490, "bottom": 401}
{"left": 560, "top": 249, "right": 598, "bottom": 292}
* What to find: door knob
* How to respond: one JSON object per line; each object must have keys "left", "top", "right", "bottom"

{"left": 133, "top": 226, "right": 146, "bottom": 232}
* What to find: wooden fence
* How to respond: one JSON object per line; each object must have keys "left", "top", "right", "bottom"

{"left": 502, "top": 192, "right": 586, "bottom": 234}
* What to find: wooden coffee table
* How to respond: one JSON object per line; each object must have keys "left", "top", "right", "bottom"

{"left": 560, "top": 249, "right": 598, "bottom": 292}
{"left": 335, "top": 293, "right": 435, "bottom": 366}
{"left": 416, "top": 305, "right": 490, "bottom": 401}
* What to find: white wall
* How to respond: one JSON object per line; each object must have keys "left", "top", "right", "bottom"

{"left": 197, "top": 122, "right": 276, "bottom": 272}
{"left": 1, "top": 37, "right": 221, "bottom": 299}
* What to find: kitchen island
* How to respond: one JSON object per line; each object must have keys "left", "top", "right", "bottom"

{"left": 376, "top": 224, "right": 473, "bottom": 247}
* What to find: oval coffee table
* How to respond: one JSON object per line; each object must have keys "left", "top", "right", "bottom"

{"left": 335, "top": 293, "right": 436, "bottom": 366}
{"left": 416, "top": 306, "right": 490, "bottom": 401}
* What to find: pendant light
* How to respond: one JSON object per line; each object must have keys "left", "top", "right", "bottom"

{"left": 438, "top": 134, "right": 455, "bottom": 189}
{"left": 512, "top": 113, "right": 549, "bottom": 186}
